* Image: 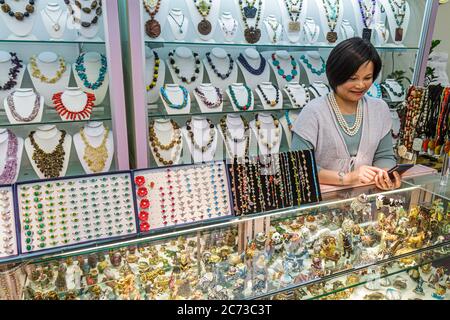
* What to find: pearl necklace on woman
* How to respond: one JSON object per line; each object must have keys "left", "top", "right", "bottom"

{"left": 327, "top": 93, "right": 363, "bottom": 137}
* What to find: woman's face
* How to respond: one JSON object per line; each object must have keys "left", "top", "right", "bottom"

{"left": 335, "top": 61, "right": 374, "bottom": 102}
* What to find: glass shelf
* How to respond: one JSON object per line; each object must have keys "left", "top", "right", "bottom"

{"left": 0, "top": 39, "right": 105, "bottom": 45}
{"left": 146, "top": 40, "right": 420, "bottom": 53}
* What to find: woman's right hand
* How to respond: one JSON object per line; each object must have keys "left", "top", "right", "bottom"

{"left": 347, "top": 165, "right": 382, "bottom": 185}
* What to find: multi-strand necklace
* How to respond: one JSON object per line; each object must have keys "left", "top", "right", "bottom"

{"left": 6, "top": 92, "right": 41, "bottom": 122}
{"left": 193, "top": 0, "right": 212, "bottom": 35}
{"left": 219, "top": 116, "right": 250, "bottom": 159}
{"left": 271, "top": 53, "right": 298, "bottom": 82}
{"left": 143, "top": 0, "right": 162, "bottom": 38}
{"left": 186, "top": 119, "right": 216, "bottom": 154}
{"left": 29, "top": 130, "right": 67, "bottom": 178}
{"left": 328, "top": 93, "right": 363, "bottom": 137}
{"left": 160, "top": 85, "right": 189, "bottom": 110}
{"left": 358, "top": 0, "right": 376, "bottom": 41}
{"left": 205, "top": 52, "right": 234, "bottom": 80}
{"left": 0, "top": 130, "right": 18, "bottom": 185}
{"left": 168, "top": 50, "right": 201, "bottom": 84}
{"left": 194, "top": 86, "right": 223, "bottom": 109}
{"left": 149, "top": 120, "right": 182, "bottom": 166}
{"left": 75, "top": 53, "right": 108, "bottom": 90}
{"left": 238, "top": 0, "right": 263, "bottom": 44}
{"left": 80, "top": 126, "right": 110, "bottom": 173}
{"left": 229, "top": 85, "right": 253, "bottom": 111}
{"left": 238, "top": 53, "right": 266, "bottom": 76}
{"left": 255, "top": 114, "right": 281, "bottom": 153}
{"left": 257, "top": 84, "right": 280, "bottom": 107}
{"left": 0, "top": 0, "right": 35, "bottom": 21}
{"left": 321, "top": 0, "right": 341, "bottom": 43}
{"left": 30, "top": 55, "right": 67, "bottom": 84}
{"left": 284, "top": 0, "right": 304, "bottom": 33}
{"left": 387, "top": 0, "right": 406, "bottom": 42}
{"left": 0, "top": 53, "right": 22, "bottom": 91}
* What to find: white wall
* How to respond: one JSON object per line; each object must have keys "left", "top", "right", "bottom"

{"left": 433, "top": 1, "right": 450, "bottom": 77}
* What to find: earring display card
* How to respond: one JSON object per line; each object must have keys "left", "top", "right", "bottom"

{"left": 134, "top": 161, "right": 233, "bottom": 233}
{"left": 16, "top": 172, "right": 137, "bottom": 254}
{"left": 0, "top": 186, "right": 18, "bottom": 259}
{"left": 227, "top": 150, "right": 321, "bottom": 216}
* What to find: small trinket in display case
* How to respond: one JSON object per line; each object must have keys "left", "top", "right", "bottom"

{"left": 254, "top": 232, "right": 267, "bottom": 251}
{"left": 392, "top": 276, "right": 408, "bottom": 290}
{"left": 363, "top": 292, "right": 386, "bottom": 300}
{"left": 379, "top": 266, "right": 391, "bottom": 287}
{"left": 385, "top": 288, "right": 402, "bottom": 300}
{"left": 432, "top": 283, "right": 447, "bottom": 300}
{"left": 350, "top": 193, "right": 372, "bottom": 223}
{"left": 270, "top": 232, "right": 284, "bottom": 253}
{"left": 428, "top": 267, "right": 446, "bottom": 288}
{"left": 413, "top": 276, "right": 425, "bottom": 295}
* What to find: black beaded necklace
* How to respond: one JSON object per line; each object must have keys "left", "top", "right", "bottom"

{"left": 0, "top": 0, "right": 35, "bottom": 21}
{"left": 237, "top": 53, "right": 266, "bottom": 76}
{"left": 382, "top": 81, "right": 404, "bottom": 98}
{"left": 206, "top": 52, "right": 234, "bottom": 80}
{"left": 168, "top": 50, "right": 201, "bottom": 84}
{"left": 257, "top": 84, "right": 280, "bottom": 107}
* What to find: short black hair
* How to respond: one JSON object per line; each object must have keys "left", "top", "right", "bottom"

{"left": 326, "top": 37, "right": 382, "bottom": 92}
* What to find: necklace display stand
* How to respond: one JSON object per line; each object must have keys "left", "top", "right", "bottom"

{"left": 167, "top": 8, "right": 189, "bottom": 40}
{"left": 159, "top": 84, "right": 192, "bottom": 115}
{"left": 350, "top": 0, "right": 380, "bottom": 40}
{"left": 264, "top": 50, "right": 299, "bottom": 87}
{"left": 264, "top": 15, "right": 283, "bottom": 44}
{"left": 186, "top": 0, "right": 221, "bottom": 41}
{"left": 54, "top": 87, "right": 93, "bottom": 121}
{"left": 302, "top": 17, "right": 320, "bottom": 44}
{"left": 218, "top": 113, "right": 257, "bottom": 159}
{"left": 219, "top": 12, "right": 238, "bottom": 42}
{"left": 0, "top": 128, "right": 23, "bottom": 183}
{"left": 0, "top": 0, "right": 37, "bottom": 39}
{"left": 381, "top": 78, "right": 405, "bottom": 102}
{"left": 379, "top": 0, "right": 410, "bottom": 45}
{"left": 0, "top": 51, "right": 25, "bottom": 105}
{"left": 203, "top": 47, "right": 238, "bottom": 92}
{"left": 315, "top": 0, "right": 344, "bottom": 44}
{"left": 299, "top": 51, "right": 328, "bottom": 84}
{"left": 3, "top": 88, "right": 44, "bottom": 124}
{"left": 28, "top": 51, "right": 71, "bottom": 107}
{"left": 340, "top": 19, "right": 355, "bottom": 40}
{"left": 237, "top": 48, "right": 270, "bottom": 90}
{"left": 256, "top": 82, "right": 283, "bottom": 110}
{"left": 150, "top": 118, "right": 184, "bottom": 167}
{"left": 279, "top": 0, "right": 308, "bottom": 44}
{"left": 24, "top": 125, "right": 72, "bottom": 179}
{"left": 74, "top": 121, "right": 114, "bottom": 174}
{"left": 373, "top": 21, "right": 390, "bottom": 46}
{"left": 284, "top": 82, "right": 310, "bottom": 108}
{"left": 249, "top": 113, "right": 282, "bottom": 155}
{"left": 166, "top": 47, "right": 204, "bottom": 93}
{"left": 181, "top": 116, "right": 223, "bottom": 164}
{"left": 309, "top": 81, "right": 331, "bottom": 98}
{"left": 41, "top": 2, "right": 68, "bottom": 40}
{"left": 226, "top": 83, "right": 255, "bottom": 112}
{"left": 193, "top": 83, "right": 224, "bottom": 113}
{"left": 145, "top": 47, "right": 166, "bottom": 105}
{"left": 279, "top": 110, "right": 300, "bottom": 149}
{"left": 66, "top": 0, "right": 102, "bottom": 40}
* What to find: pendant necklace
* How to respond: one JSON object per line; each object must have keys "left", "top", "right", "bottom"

{"left": 229, "top": 85, "right": 253, "bottom": 111}
{"left": 29, "top": 130, "right": 67, "bottom": 179}
{"left": 267, "top": 18, "right": 281, "bottom": 43}
{"left": 149, "top": 119, "right": 182, "bottom": 166}
{"left": 257, "top": 84, "right": 280, "bottom": 107}
{"left": 194, "top": 0, "right": 212, "bottom": 36}
{"left": 220, "top": 17, "right": 238, "bottom": 37}
{"left": 30, "top": 56, "right": 67, "bottom": 84}
{"left": 168, "top": 11, "right": 185, "bottom": 34}
{"left": 358, "top": 0, "right": 376, "bottom": 41}
{"left": 300, "top": 54, "right": 326, "bottom": 76}
{"left": 194, "top": 86, "right": 223, "bottom": 109}
{"left": 321, "top": 0, "right": 341, "bottom": 43}
{"left": 0, "top": 130, "right": 18, "bottom": 185}
{"left": 146, "top": 51, "right": 160, "bottom": 91}
{"left": 284, "top": 0, "right": 303, "bottom": 32}
{"left": 75, "top": 53, "right": 108, "bottom": 90}
{"left": 186, "top": 119, "right": 216, "bottom": 154}
{"left": 206, "top": 52, "right": 234, "bottom": 80}
{"left": 239, "top": 0, "right": 263, "bottom": 44}
{"left": 304, "top": 21, "right": 319, "bottom": 42}
{"left": 6, "top": 92, "right": 41, "bottom": 122}
{"left": 0, "top": 0, "right": 35, "bottom": 21}
{"left": 255, "top": 114, "right": 281, "bottom": 153}
{"left": 160, "top": 85, "right": 189, "bottom": 109}
{"left": 43, "top": 6, "right": 64, "bottom": 32}
{"left": 285, "top": 84, "right": 310, "bottom": 108}
{"left": 219, "top": 116, "right": 250, "bottom": 158}
{"left": 143, "top": 0, "right": 162, "bottom": 38}
{"left": 52, "top": 92, "right": 96, "bottom": 120}
{"left": 387, "top": 0, "right": 406, "bottom": 42}
{"left": 168, "top": 50, "right": 201, "bottom": 84}
{"left": 80, "top": 126, "right": 110, "bottom": 173}
{"left": 271, "top": 53, "right": 298, "bottom": 82}
{"left": 0, "top": 52, "right": 23, "bottom": 91}
{"left": 238, "top": 53, "right": 266, "bottom": 76}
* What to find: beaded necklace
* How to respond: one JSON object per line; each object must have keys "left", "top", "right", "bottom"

{"left": 220, "top": 17, "right": 238, "bottom": 37}
{"left": 146, "top": 51, "right": 160, "bottom": 91}
{"left": 285, "top": 84, "right": 310, "bottom": 108}
{"left": 285, "top": 111, "right": 293, "bottom": 130}
{"left": 65, "top": 0, "right": 103, "bottom": 28}
{"left": 6, "top": 92, "right": 41, "bottom": 122}
{"left": 358, "top": 0, "right": 376, "bottom": 40}
{"left": 382, "top": 81, "right": 404, "bottom": 98}
{"left": 307, "top": 149, "right": 320, "bottom": 202}
{"left": 328, "top": 92, "right": 363, "bottom": 137}
{"left": 257, "top": 84, "right": 280, "bottom": 107}
{"left": 193, "top": 0, "right": 212, "bottom": 36}
{"left": 366, "top": 82, "right": 382, "bottom": 99}
{"left": 30, "top": 56, "right": 67, "bottom": 84}
{"left": 284, "top": 0, "right": 303, "bottom": 32}
{"left": 238, "top": 53, "right": 266, "bottom": 76}
{"left": 229, "top": 85, "right": 253, "bottom": 111}
{"left": 149, "top": 120, "right": 182, "bottom": 166}
{"left": 387, "top": 0, "right": 406, "bottom": 41}
{"left": 80, "top": 126, "right": 110, "bottom": 173}
{"left": 0, "top": 130, "right": 18, "bottom": 185}
{"left": 75, "top": 53, "right": 108, "bottom": 90}
{"left": 29, "top": 130, "right": 67, "bottom": 179}
{"left": 0, "top": 0, "right": 35, "bottom": 21}
{"left": 271, "top": 53, "right": 298, "bottom": 82}
{"left": 254, "top": 114, "right": 281, "bottom": 152}
{"left": 321, "top": 0, "right": 341, "bottom": 43}
{"left": 0, "top": 53, "right": 22, "bottom": 91}
{"left": 186, "top": 119, "right": 216, "bottom": 154}
{"left": 194, "top": 86, "right": 223, "bottom": 109}
{"left": 168, "top": 50, "right": 201, "bottom": 84}
{"left": 206, "top": 52, "right": 234, "bottom": 80}
{"left": 239, "top": 0, "right": 263, "bottom": 44}
{"left": 219, "top": 115, "right": 250, "bottom": 159}
{"left": 52, "top": 92, "right": 96, "bottom": 120}
{"left": 300, "top": 54, "right": 326, "bottom": 76}
{"left": 160, "top": 85, "right": 189, "bottom": 109}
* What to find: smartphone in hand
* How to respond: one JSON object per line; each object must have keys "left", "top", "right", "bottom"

{"left": 387, "top": 164, "right": 414, "bottom": 179}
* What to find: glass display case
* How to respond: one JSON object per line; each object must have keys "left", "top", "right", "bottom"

{"left": 121, "top": 0, "right": 439, "bottom": 169}
{"left": 0, "top": 179, "right": 448, "bottom": 300}
{"left": 0, "top": 0, "right": 130, "bottom": 184}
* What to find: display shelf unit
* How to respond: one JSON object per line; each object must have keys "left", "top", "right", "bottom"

{"left": 0, "top": 0, "right": 130, "bottom": 185}
{"left": 123, "top": 0, "right": 439, "bottom": 169}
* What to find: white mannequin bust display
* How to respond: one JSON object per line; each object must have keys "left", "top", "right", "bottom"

{"left": 379, "top": 0, "right": 410, "bottom": 44}
{"left": 40, "top": 2, "right": 68, "bottom": 39}
{"left": 0, "top": 128, "right": 23, "bottom": 184}
{"left": 218, "top": 114, "right": 257, "bottom": 159}
{"left": 302, "top": 17, "right": 320, "bottom": 44}
{"left": 181, "top": 116, "right": 222, "bottom": 164}
{"left": 219, "top": 12, "right": 238, "bottom": 42}
{"left": 145, "top": 47, "right": 166, "bottom": 105}
{"left": 298, "top": 51, "right": 328, "bottom": 84}
{"left": 279, "top": 0, "right": 308, "bottom": 44}
{"left": 167, "top": 8, "right": 189, "bottom": 40}
{"left": 226, "top": 83, "right": 255, "bottom": 112}
{"left": 381, "top": 78, "right": 405, "bottom": 102}
{"left": 340, "top": 19, "right": 355, "bottom": 40}
{"left": 203, "top": 48, "right": 238, "bottom": 92}
{"left": 283, "top": 82, "right": 310, "bottom": 109}
{"left": 24, "top": 125, "right": 72, "bottom": 179}
{"left": 54, "top": 87, "right": 94, "bottom": 122}
{"left": 73, "top": 51, "right": 109, "bottom": 106}
{"left": 166, "top": 47, "right": 204, "bottom": 93}
{"left": 159, "top": 84, "right": 191, "bottom": 115}
{"left": 149, "top": 118, "right": 184, "bottom": 167}
{"left": 279, "top": 110, "right": 300, "bottom": 149}
{"left": 309, "top": 81, "right": 331, "bottom": 99}
{"left": 237, "top": 48, "right": 271, "bottom": 90}
{"left": 255, "top": 82, "right": 283, "bottom": 110}
{"left": 315, "top": 0, "right": 344, "bottom": 44}
{"left": 193, "top": 83, "right": 224, "bottom": 113}
{"left": 0, "top": 0, "right": 38, "bottom": 39}
{"left": 3, "top": 89, "right": 44, "bottom": 124}
{"left": 373, "top": 21, "right": 390, "bottom": 46}
{"left": 350, "top": 0, "right": 381, "bottom": 41}
{"left": 28, "top": 51, "right": 71, "bottom": 107}
{"left": 73, "top": 121, "right": 114, "bottom": 174}
{"left": 66, "top": 0, "right": 102, "bottom": 40}
{"left": 264, "top": 50, "right": 300, "bottom": 87}
{"left": 249, "top": 113, "right": 283, "bottom": 156}
{"left": 0, "top": 51, "right": 25, "bottom": 105}
{"left": 186, "top": 0, "right": 221, "bottom": 41}
{"left": 264, "top": 15, "right": 283, "bottom": 44}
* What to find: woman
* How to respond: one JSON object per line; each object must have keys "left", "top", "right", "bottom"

{"left": 292, "top": 37, "right": 401, "bottom": 190}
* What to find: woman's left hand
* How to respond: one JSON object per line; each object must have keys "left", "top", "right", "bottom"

{"left": 374, "top": 170, "right": 401, "bottom": 191}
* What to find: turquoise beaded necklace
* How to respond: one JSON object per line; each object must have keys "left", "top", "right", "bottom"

{"left": 75, "top": 53, "right": 108, "bottom": 90}
{"left": 271, "top": 53, "right": 298, "bottom": 82}
{"left": 160, "top": 85, "right": 189, "bottom": 109}
{"left": 299, "top": 54, "right": 326, "bottom": 76}
{"left": 229, "top": 85, "right": 253, "bottom": 111}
